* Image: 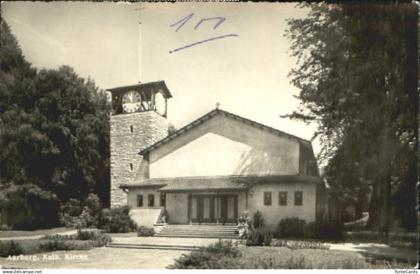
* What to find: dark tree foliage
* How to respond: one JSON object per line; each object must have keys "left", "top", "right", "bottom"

{"left": 0, "top": 20, "right": 111, "bottom": 229}
{"left": 285, "top": 3, "right": 417, "bottom": 232}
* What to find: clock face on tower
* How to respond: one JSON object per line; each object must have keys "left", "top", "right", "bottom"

{"left": 155, "top": 92, "right": 166, "bottom": 115}
{"left": 122, "top": 91, "right": 141, "bottom": 113}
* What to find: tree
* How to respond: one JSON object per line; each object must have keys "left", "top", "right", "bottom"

{"left": 285, "top": 3, "right": 417, "bottom": 232}
{"left": 0, "top": 20, "right": 111, "bottom": 229}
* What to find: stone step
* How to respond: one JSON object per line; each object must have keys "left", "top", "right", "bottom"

{"left": 107, "top": 242, "right": 201, "bottom": 251}
{"left": 162, "top": 226, "right": 237, "bottom": 230}
{"left": 159, "top": 230, "right": 236, "bottom": 234}
{"left": 157, "top": 234, "right": 237, "bottom": 238}
{"left": 155, "top": 224, "right": 239, "bottom": 239}
{"left": 159, "top": 229, "right": 237, "bottom": 233}
{"left": 159, "top": 232, "right": 236, "bottom": 235}
{"left": 155, "top": 234, "right": 238, "bottom": 239}
{"left": 165, "top": 224, "right": 236, "bottom": 228}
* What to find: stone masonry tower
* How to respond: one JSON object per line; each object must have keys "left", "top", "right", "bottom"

{"left": 108, "top": 81, "right": 172, "bottom": 207}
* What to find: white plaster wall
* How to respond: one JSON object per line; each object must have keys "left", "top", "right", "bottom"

{"left": 247, "top": 183, "right": 316, "bottom": 230}
{"left": 127, "top": 188, "right": 163, "bottom": 209}
{"left": 150, "top": 115, "right": 299, "bottom": 178}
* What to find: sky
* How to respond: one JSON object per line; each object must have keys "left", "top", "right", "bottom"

{"left": 2, "top": 2, "right": 320, "bottom": 156}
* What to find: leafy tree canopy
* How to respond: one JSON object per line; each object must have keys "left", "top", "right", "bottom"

{"left": 0, "top": 20, "right": 110, "bottom": 229}
{"left": 285, "top": 3, "right": 417, "bottom": 231}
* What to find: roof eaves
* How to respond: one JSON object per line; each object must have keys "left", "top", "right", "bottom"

{"left": 119, "top": 183, "right": 167, "bottom": 189}
{"left": 139, "top": 108, "right": 312, "bottom": 155}
{"left": 158, "top": 186, "right": 248, "bottom": 193}
{"left": 107, "top": 80, "right": 172, "bottom": 98}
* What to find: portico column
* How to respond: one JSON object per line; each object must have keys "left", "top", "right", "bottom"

{"left": 245, "top": 190, "right": 248, "bottom": 210}
{"left": 216, "top": 192, "right": 219, "bottom": 225}
{"left": 188, "top": 192, "right": 192, "bottom": 225}
{"left": 163, "top": 192, "right": 166, "bottom": 211}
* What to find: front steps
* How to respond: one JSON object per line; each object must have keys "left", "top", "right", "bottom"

{"left": 107, "top": 242, "right": 200, "bottom": 251}
{"left": 155, "top": 224, "right": 238, "bottom": 239}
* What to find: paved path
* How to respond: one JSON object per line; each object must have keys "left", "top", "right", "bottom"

{"left": 112, "top": 236, "right": 220, "bottom": 247}
{"left": 0, "top": 247, "right": 186, "bottom": 269}
{"left": 0, "top": 236, "right": 220, "bottom": 269}
{"left": 328, "top": 242, "right": 416, "bottom": 262}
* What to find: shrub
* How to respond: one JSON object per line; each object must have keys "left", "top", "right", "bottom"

{"left": 237, "top": 211, "right": 252, "bottom": 239}
{"left": 245, "top": 211, "right": 272, "bottom": 246}
{"left": 60, "top": 194, "right": 102, "bottom": 229}
{"left": 85, "top": 194, "right": 101, "bottom": 214}
{"left": 74, "top": 230, "right": 111, "bottom": 246}
{"left": 76, "top": 230, "right": 98, "bottom": 240}
{"left": 317, "top": 220, "right": 343, "bottom": 241}
{"left": 274, "top": 218, "right": 343, "bottom": 241}
{"left": 204, "top": 240, "right": 241, "bottom": 257}
{"left": 137, "top": 226, "right": 155, "bottom": 237}
{"left": 4, "top": 185, "right": 61, "bottom": 230}
{"left": 303, "top": 221, "right": 319, "bottom": 239}
{"left": 276, "top": 218, "right": 306, "bottom": 239}
{"left": 39, "top": 239, "right": 97, "bottom": 252}
{"left": 98, "top": 206, "right": 137, "bottom": 233}
{"left": 0, "top": 240, "right": 23, "bottom": 257}
{"left": 169, "top": 240, "right": 241, "bottom": 269}
{"left": 41, "top": 234, "right": 75, "bottom": 241}
{"left": 41, "top": 230, "right": 111, "bottom": 248}
{"left": 60, "top": 198, "right": 83, "bottom": 220}
{"left": 252, "top": 211, "right": 265, "bottom": 229}
{"left": 246, "top": 227, "right": 272, "bottom": 246}
{"left": 39, "top": 240, "right": 74, "bottom": 251}
{"left": 263, "top": 229, "right": 272, "bottom": 246}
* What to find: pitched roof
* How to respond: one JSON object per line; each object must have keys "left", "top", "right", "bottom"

{"left": 107, "top": 80, "right": 172, "bottom": 98}
{"left": 120, "top": 175, "right": 322, "bottom": 192}
{"left": 139, "top": 108, "right": 311, "bottom": 155}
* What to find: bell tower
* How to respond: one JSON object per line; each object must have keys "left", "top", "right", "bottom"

{"left": 108, "top": 81, "right": 172, "bottom": 207}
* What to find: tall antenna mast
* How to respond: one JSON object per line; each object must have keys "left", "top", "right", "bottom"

{"left": 136, "top": 4, "right": 145, "bottom": 83}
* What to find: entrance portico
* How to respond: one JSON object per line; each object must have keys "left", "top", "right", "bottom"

{"left": 157, "top": 177, "right": 249, "bottom": 225}
{"left": 188, "top": 194, "right": 238, "bottom": 224}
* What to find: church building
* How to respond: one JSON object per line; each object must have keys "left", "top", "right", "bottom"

{"left": 108, "top": 81, "right": 326, "bottom": 230}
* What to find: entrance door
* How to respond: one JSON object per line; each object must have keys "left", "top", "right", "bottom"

{"left": 220, "top": 196, "right": 237, "bottom": 223}
{"left": 190, "top": 195, "right": 213, "bottom": 223}
{"left": 190, "top": 195, "right": 237, "bottom": 224}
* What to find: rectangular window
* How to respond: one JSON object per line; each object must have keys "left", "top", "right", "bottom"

{"left": 279, "top": 191, "right": 287, "bottom": 206}
{"left": 294, "top": 191, "right": 303, "bottom": 206}
{"left": 137, "top": 195, "right": 143, "bottom": 207}
{"left": 148, "top": 194, "right": 155, "bottom": 207}
{"left": 264, "top": 192, "right": 272, "bottom": 206}
{"left": 160, "top": 193, "right": 166, "bottom": 207}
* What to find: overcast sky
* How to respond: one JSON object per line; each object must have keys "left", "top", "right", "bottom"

{"left": 2, "top": 2, "right": 320, "bottom": 155}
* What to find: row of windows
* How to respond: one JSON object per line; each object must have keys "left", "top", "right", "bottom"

{"left": 137, "top": 193, "right": 165, "bottom": 207}
{"left": 137, "top": 192, "right": 302, "bottom": 207}
{"left": 264, "top": 191, "right": 303, "bottom": 206}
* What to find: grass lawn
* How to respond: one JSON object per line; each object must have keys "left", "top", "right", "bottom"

{"left": 3, "top": 239, "right": 93, "bottom": 255}
{"left": 169, "top": 240, "right": 413, "bottom": 269}
{"left": 237, "top": 246, "right": 412, "bottom": 269}
{"left": 0, "top": 227, "right": 73, "bottom": 238}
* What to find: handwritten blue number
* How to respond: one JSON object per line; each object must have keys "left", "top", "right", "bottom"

{"left": 169, "top": 13, "right": 238, "bottom": 53}
{"left": 169, "top": 13, "right": 194, "bottom": 32}
{"left": 194, "top": 17, "right": 226, "bottom": 30}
